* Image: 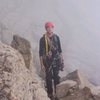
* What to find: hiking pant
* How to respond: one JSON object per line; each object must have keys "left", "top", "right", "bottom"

{"left": 45, "top": 66, "right": 60, "bottom": 95}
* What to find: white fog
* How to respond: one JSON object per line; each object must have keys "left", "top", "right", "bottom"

{"left": 0, "top": 0, "right": 100, "bottom": 85}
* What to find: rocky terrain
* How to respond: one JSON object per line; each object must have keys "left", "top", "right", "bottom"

{"left": 56, "top": 70, "right": 100, "bottom": 100}
{"left": 0, "top": 35, "right": 100, "bottom": 100}
{"left": 0, "top": 35, "right": 50, "bottom": 100}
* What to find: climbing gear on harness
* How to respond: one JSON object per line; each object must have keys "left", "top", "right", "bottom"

{"left": 44, "top": 33, "right": 64, "bottom": 71}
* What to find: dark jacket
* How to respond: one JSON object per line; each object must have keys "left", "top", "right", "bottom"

{"left": 39, "top": 34, "right": 62, "bottom": 57}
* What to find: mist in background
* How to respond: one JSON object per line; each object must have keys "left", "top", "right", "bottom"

{"left": 0, "top": 0, "right": 100, "bottom": 85}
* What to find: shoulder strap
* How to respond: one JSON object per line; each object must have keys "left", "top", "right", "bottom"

{"left": 53, "top": 34, "right": 58, "bottom": 45}
{"left": 52, "top": 34, "right": 59, "bottom": 50}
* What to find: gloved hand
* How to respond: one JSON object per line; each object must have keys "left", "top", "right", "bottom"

{"left": 59, "top": 59, "right": 64, "bottom": 71}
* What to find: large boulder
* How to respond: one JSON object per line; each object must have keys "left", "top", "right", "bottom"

{"left": 0, "top": 41, "right": 50, "bottom": 100}
{"left": 11, "top": 35, "right": 31, "bottom": 69}
{"left": 56, "top": 80, "right": 77, "bottom": 98}
{"left": 58, "top": 70, "right": 100, "bottom": 100}
{"left": 61, "top": 70, "right": 100, "bottom": 96}
{"left": 59, "top": 87, "right": 96, "bottom": 100}
{"left": 61, "top": 70, "right": 94, "bottom": 89}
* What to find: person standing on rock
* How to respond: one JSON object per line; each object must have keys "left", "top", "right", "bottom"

{"left": 39, "top": 21, "right": 64, "bottom": 99}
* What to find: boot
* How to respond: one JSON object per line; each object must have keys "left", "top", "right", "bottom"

{"left": 48, "top": 94, "right": 54, "bottom": 100}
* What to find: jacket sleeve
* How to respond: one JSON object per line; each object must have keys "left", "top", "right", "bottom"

{"left": 39, "top": 37, "right": 44, "bottom": 57}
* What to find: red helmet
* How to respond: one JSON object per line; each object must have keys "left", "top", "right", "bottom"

{"left": 45, "top": 21, "right": 54, "bottom": 29}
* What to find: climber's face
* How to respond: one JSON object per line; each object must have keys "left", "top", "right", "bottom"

{"left": 46, "top": 26, "right": 54, "bottom": 36}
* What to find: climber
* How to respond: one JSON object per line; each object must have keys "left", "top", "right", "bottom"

{"left": 39, "top": 21, "right": 64, "bottom": 100}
